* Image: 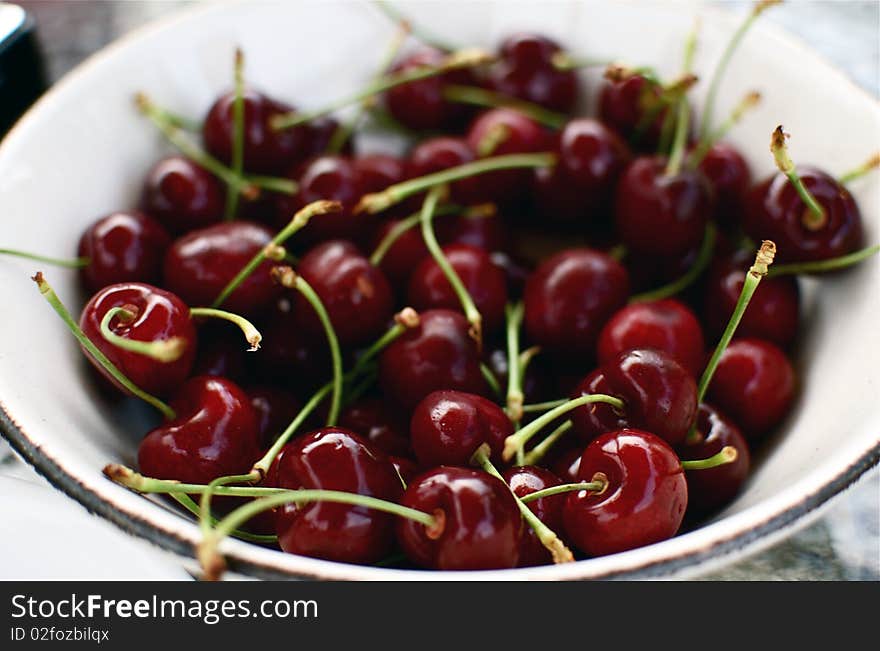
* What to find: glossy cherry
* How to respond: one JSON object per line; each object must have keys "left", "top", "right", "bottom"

{"left": 569, "top": 348, "right": 698, "bottom": 447}
{"left": 270, "top": 428, "right": 403, "bottom": 564}
{"left": 139, "top": 156, "right": 225, "bottom": 234}
{"left": 202, "top": 88, "right": 311, "bottom": 174}
{"left": 79, "top": 282, "right": 197, "bottom": 397}
{"left": 614, "top": 155, "right": 713, "bottom": 258}
{"left": 77, "top": 211, "right": 171, "bottom": 293}
{"left": 523, "top": 247, "right": 629, "bottom": 360}
{"left": 562, "top": 428, "right": 688, "bottom": 557}
{"left": 598, "top": 73, "right": 667, "bottom": 151}
{"left": 410, "top": 390, "right": 513, "bottom": 466}
{"left": 407, "top": 136, "right": 481, "bottom": 204}
{"left": 396, "top": 466, "right": 522, "bottom": 570}
{"left": 338, "top": 397, "right": 412, "bottom": 458}
{"left": 353, "top": 153, "right": 410, "bottom": 221}
{"left": 678, "top": 403, "right": 751, "bottom": 516}
{"left": 532, "top": 118, "right": 630, "bottom": 223}
{"left": 407, "top": 243, "right": 508, "bottom": 334}
{"left": 744, "top": 165, "right": 863, "bottom": 264}
{"left": 503, "top": 465, "right": 567, "bottom": 567}
{"left": 138, "top": 375, "right": 261, "bottom": 484}
{"left": 292, "top": 240, "right": 394, "bottom": 347}
{"left": 379, "top": 309, "right": 488, "bottom": 410}
{"left": 597, "top": 299, "right": 705, "bottom": 377}
{"left": 705, "top": 338, "right": 796, "bottom": 438}
{"left": 246, "top": 385, "right": 301, "bottom": 450}
{"left": 696, "top": 141, "right": 751, "bottom": 228}
{"left": 163, "top": 220, "right": 280, "bottom": 316}
{"left": 435, "top": 209, "right": 506, "bottom": 253}
{"left": 485, "top": 33, "right": 579, "bottom": 113}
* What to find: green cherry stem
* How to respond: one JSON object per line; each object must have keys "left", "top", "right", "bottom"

{"left": 504, "top": 302, "right": 525, "bottom": 422}
{"left": 33, "top": 273, "right": 176, "bottom": 420}
{"left": 480, "top": 363, "right": 503, "bottom": 399}
{"left": 521, "top": 399, "right": 568, "bottom": 414}
{"left": 271, "top": 266, "right": 343, "bottom": 426}
{"left": 0, "top": 250, "right": 89, "bottom": 268}
{"left": 419, "top": 185, "right": 484, "bottom": 347}
{"left": 688, "top": 91, "right": 761, "bottom": 168}
{"left": 198, "top": 472, "right": 260, "bottom": 538}
{"left": 632, "top": 73, "right": 697, "bottom": 151}
{"left": 839, "top": 153, "right": 880, "bottom": 185}
{"left": 373, "top": 0, "right": 457, "bottom": 52}
{"left": 550, "top": 52, "right": 615, "bottom": 71}
{"left": 105, "top": 464, "right": 279, "bottom": 497}
{"left": 270, "top": 48, "right": 494, "bottom": 131}
{"left": 211, "top": 199, "right": 342, "bottom": 309}
{"left": 628, "top": 222, "right": 717, "bottom": 303}
{"left": 680, "top": 446, "right": 739, "bottom": 471}
{"left": 355, "top": 152, "right": 555, "bottom": 215}
{"left": 699, "top": 0, "right": 780, "bottom": 142}
{"left": 223, "top": 48, "right": 246, "bottom": 221}
{"left": 767, "top": 244, "right": 880, "bottom": 277}
{"left": 665, "top": 20, "right": 699, "bottom": 176}
{"left": 189, "top": 307, "right": 262, "bottom": 351}
{"left": 470, "top": 444, "right": 574, "bottom": 564}
{"left": 771, "top": 125, "right": 827, "bottom": 230}
{"left": 519, "top": 477, "right": 609, "bottom": 503}
{"left": 522, "top": 420, "right": 573, "bottom": 466}
{"left": 167, "top": 493, "right": 277, "bottom": 544}
{"left": 502, "top": 393, "right": 625, "bottom": 463}
{"left": 99, "top": 306, "right": 188, "bottom": 362}
{"left": 441, "top": 84, "right": 567, "bottom": 129}
{"left": 696, "top": 240, "right": 776, "bottom": 405}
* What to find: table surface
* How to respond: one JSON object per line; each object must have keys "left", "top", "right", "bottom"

{"left": 3, "top": 0, "right": 879, "bottom": 581}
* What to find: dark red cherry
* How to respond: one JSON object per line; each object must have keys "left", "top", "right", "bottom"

{"left": 163, "top": 221, "right": 280, "bottom": 315}
{"left": 407, "top": 136, "right": 481, "bottom": 204}
{"left": 696, "top": 141, "right": 751, "bottom": 227}
{"left": 503, "top": 466, "right": 566, "bottom": 567}
{"left": 483, "top": 338, "right": 554, "bottom": 405}
{"left": 271, "top": 428, "right": 403, "bottom": 564}
{"left": 552, "top": 447, "right": 583, "bottom": 484}
{"left": 562, "top": 428, "right": 687, "bottom": 557}
{"left": 597, "top": 299, "right": 705, "bottom": 377}
{"left": 77, "top": 211, "right": 171, "bottom": 293}
{"left": 139, "top": 156, "right": 224, "bottom": 234}
{"left": 202, "top": 89, "right": 310, "bottom": 174}
{"left": 339, "top": 397, "right": 412, "bottom": 457}
{"left": 276, "top": 155, "right": 365, "bottom": 245}
{"left": 379, "top": 309, "right": 488, "bottom": 410}
{"left": 533, "top": 118, "right": 630, "bottom": 223}
{"left": 303, "top": 116, "right": 352, "bottom": 157}
{"left": 614, "top": 156, "right": 713, "bottom": 258}
{"left": 678, "top": 403, "right": 750, "bottom": 515}
{"left": 369, "top": 218, "right": 430, "bottom": 294}
{"left": 706, "top": 338, "right": 796, "bottom": 438}
{"left": 292, "top": 240, "right": 394, "bottom": 347}
{"left": 744, "top": 165, "right": 863, "bottom": 264}
{"left": 570, "top": 348, "right": 698, "bottom": 447}
{"left": 435, "top": 209, "right": 506, "bottom": 253}
{"left": 407, "top": 243, "right": 508, "bottom": 334}
{"left": 523, "top": 248, "right": 629, "bottom": 360}
{"left": 138, "top": 375, "right": 260, "bottom": 483}
{"left": 246, "top": 385, "right": 301, "bottom": 450}
{"left": 192, "top": 321, "right": 250, "bottom": 384}
{"left": 490, "top": 250, "right": 533, "bottom": 299}
{"left": 383, "top": 46, "right": 475, "bottom": 131}
{"left": 79, "top": 282, "right": 196, "bottom": 397}
{"left": 598, "top": 74, "right": 667, "bottom": 151}
{"left": 702, "top": 249, "right": 800, "bottom": 349}
{"left": 486, "top": 33, "right": 579, "bottom": 113}
{"left": 396, "top": 466, "right": 522, "bottom": 570}
{"left": 410, "top": 390, "right": 513, "bottom": 466}
{"left": 353, "top": 153, "right": 410, "bottom": 221}
{"left": 390, "top": 456, "right": 419, "bottom": 486}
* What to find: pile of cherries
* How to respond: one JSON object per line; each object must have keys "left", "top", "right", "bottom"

{"left": 18, "top": 4, "right": 878, "bottom": 576}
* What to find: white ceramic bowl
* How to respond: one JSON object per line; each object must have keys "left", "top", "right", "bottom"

{"left": 1, "top": 0, "right": 878, "bottom": 580}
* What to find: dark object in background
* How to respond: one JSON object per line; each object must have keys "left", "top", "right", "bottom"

{"left": 0, "top": 3, "right": 47, "bottom": 137}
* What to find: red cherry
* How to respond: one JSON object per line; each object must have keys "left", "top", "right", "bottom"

{"left": 410, "top": 390, "right": 513, "bottom": 467}
{"left": 379, "top": 309, "right": 488, "bottom": 410}
{"left": 246, "top": 385, "right": 301, "bottom": 450}
{"left": 303, "top": 116, "right": 352, "bottom": 157}
{"left": 614, "top": 155, "right": 713, "bottom": 258}
{"left": 705, "top": 338, "right": 796, "bottom": 438}
{"left": 503, "top": 465, "right": 566, "bottom": 567}
{"left": 552, "top": 447, "right": 583, "bottom": 484}
{"left": 396, "top": 466, "right": 522, "bottom": 570}
{"left": 562, "top": 428, "right": 687, "bottom": 557}
{"left": 696, "top": 141, "right": 751, "bottom": 227}
{"left": 486, "top": 33, "right": 579, "bottom": 113}
{"left": 569, "top": 348, "right": 698, "bottom": 447}
{"left": 163, "top": 221, "right": 281, "bottom": 316}
{"left": 270, "top": 428, "right": 403, "bottom": 564}
{"left": 369, "top": 218, "right": 431, "bottom": 294}
{"left": 598, "top": 74, "right": 667, "bottom": 151}
{"left": 77, "top": 211, "right": 171, "bottom": 293}
{"left": 292, "top": 240, "right": 394, "bottom": 347}
{"left": 597, "top": 299, "right": 705, "bottom": 377}
{"left": 339, "top": 397, "right": 412, "bottom": 458}
{"left": 677, "top": 403, "right": 751, "bottom": 516}
{"left": 523, "top": 248, "right": 630, "bottom": 360}
{"left": 390, "top": 456, "right": 420, "bottom": 486}
{"left": 435, "top": 209, "right": 506, "bottom": 253}
{"left": 407, "top": 136, "right": 481, "bottom": 204}
{"left": 138, "top": 375, "right": 261, "bottom": 484}
{"left": 139, "top": 156, "right": 224, "bottom": 234}
{"left": 744, "top": 166, "right": 863, "bottom": 264}
{"left": 79, "top": 282, "right": 196, "bottom": 397}
{"left": 406, "top": 243, "right": 508, "bottom": 334}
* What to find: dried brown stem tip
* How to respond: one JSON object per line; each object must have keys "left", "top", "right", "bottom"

{"left": 394, "top": 307, "right": 420, "bottom": 329}
{"left": 755, "top": 0, "right": 783, "bottom": 17}
{"left": 603, "top": 63, "right": 636, "bottom": 82}
{"left": 425, "top": 508, "right": 446, "bottom": 540}
{"left": 751, "top": 240, "right": 777, "bottom": 278}
{"left": 103, "top": 463, "right": 135, "bottom": 484}
{"left": 270, "top": 265, "right": 297, "bottom": 288}
{"left": 263, "top": 243, "right": 286, "bottom": 261}
{"left": 197, "top": 542, "right": 227, "bottom": 582}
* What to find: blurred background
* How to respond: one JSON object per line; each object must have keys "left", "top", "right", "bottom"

{"left": 1, "top": 0, "right": 878, "bottom": 580}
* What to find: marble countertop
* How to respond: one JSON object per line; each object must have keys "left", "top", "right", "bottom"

{"left": 3, "top": 0, "right": 878, "bottom": 580}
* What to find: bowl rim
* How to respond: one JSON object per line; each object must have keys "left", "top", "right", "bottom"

{"left": 1, "top": 0, "right": 879, "bottom": 580}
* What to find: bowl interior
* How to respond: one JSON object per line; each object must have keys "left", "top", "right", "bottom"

{"left": 0, "top": 0, "right": 878, "bottom": 580}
